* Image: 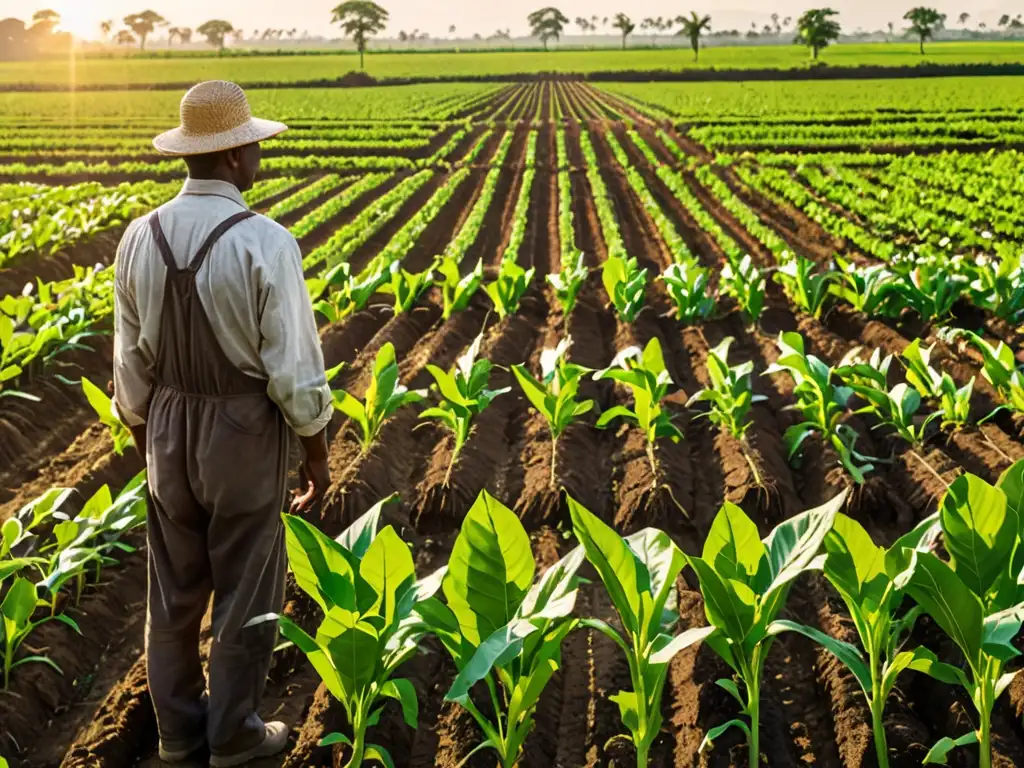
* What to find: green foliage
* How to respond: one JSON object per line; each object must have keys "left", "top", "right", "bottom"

{"left": 311, "top": 261, "right": 388, "bottom": 323}
{"left": 331, "top": 0, "right": 389, "bottom": 67}
{"left": 891, "top": 264, "right": 968, "bottom": 323}
{"left": 511, "top": 337, "right": 595, "bottom": 486}
{"left": 484, "top": 260, "right": 535, "bottom": 320}
{"left": 601, "top": 252, "right": 647, "bottom": 323}
{"left": 765, "top": 331, "right": 874, "bottom": 483}
{"left": 377, "top": 261, "right": 433, "bottom": 315}
{"left": 252, "top": 495, "right": 444, "bottom": 768}
{"left": 567, "top": 495, "right": 711, "bottom": 767}
{"left": 904, "top": 7, "right": 947, "bottom": 54}
{"left": 421, "top": 332, "right": 510, "bottom": 484}
{"left": 81, "top": 377, "right": 133, "bottom": 456}
{"left": 527, "top": 7, "right": 569, "bottom": 50}
{"left": 774, "top": 255, "right": 838, "bottom": 318}
{"left": 832, "top": 258, "right": 904, "bottom": 318}
{"left": 660, "top": 262, "right": 715, "bottom": 324}
{"left": 687, "top": 337, "right": 765, "bottom": 440}
{"left": 435, "top": 255, "right": 483, "bottom": 320}
{"left": 2, "top": 575, "right": 80, "bottom": 690}
{"left": 719, "top": 255, "right": 765, "bottom": 324}
{"left": 941, "top": 329, "right": 1024, "bottom": 418}
{"left": 904, "top": 463, "right": 1024, "bottom": 767}
{"left": 547, "top": 250, "right": 588, "bottom": 315}
{"left": 421, "top": 491, "right": 584, "bottom": 768}
{"left": 683, "top": 491, "right": 847, "bottom": 766}
{"left": 332, "top": 343, "right": 426, "bottom": 454}
{"left": 595, "top": 337, "right": 683, "bottom": 478}
{"left": 795, "top": 8, "right": 842, "bottom": 59}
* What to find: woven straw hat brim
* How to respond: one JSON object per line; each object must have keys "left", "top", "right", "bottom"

{"left": 153, "top": 116, "right": 288, "bottom": 157}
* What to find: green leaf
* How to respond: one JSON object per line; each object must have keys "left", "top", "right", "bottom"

{"left": 699, "top": 718, "right": 752, "bottom": 755}
{"left": 360, "top": 526, "right": 415, "bottom": 625}
{"left": 336, "top": 494, "right": 395, "bottom": 558}
{"left": 595, "top": 405, "right": 637, "bottom": 429}
{"left": 446, "top": 619, "right": 537, "bottom": 701}
{"left": 768, "top": 619, "right": 872, "bottom": 694}
{"left": 380, "top": 678, "right": 419, "bottom": 728}
{"left": 650, "top": 625, "right": 716, "bottom": 665}
{"left": 702, "top": 502, "right": 768, "bottom": 586}
{"left": 327, "top": 622, "right": 380, "bottom": 695}
{"left": 365, "top": 744, "right": 396, "bottom": 768}
{"left": 923, "top": 731, "right": 979, "bottom": 765}
{"left": 904, "top": 551, "right": 984, "bottom": 671}
{"left": 318, "top": 732, "right": 352, "bottom": 747}
{"left": 2, "top": 576, "right": 38, "bottom": 627}
{"left": 282, "top": 513, "right": 356, "bottom": 613}
{"left": 940, "top": 473, "right": 1015, "bottom": 598}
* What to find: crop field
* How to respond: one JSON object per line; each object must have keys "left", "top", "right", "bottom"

{"left": 3, "top": 77, "right": 1024, "bottom": 768}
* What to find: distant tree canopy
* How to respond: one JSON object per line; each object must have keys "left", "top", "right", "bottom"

{"left": 676, "top": 11, "right": 712, "bottom": 61}
{"left": 612, "top": 13, "right": 635, "bottom": 49}
{"left": 528, "top": 7, "right": 569, "bottom": 50}
{"left": 795, "top": 8, "right": 841, "bottom": 59}
{"left": 904, "top": 7, "right": 946, "bottom": 54}
{"left": 114, "top": 29, "right": 137, "bottom": 46}
{"left": 0, "top": 12, "right": 72, "bottom": 59}
{"left": 331, "top": 0, "right": 389, "bottom": 69}
{"left": 123, "top": 10, "right": 166, "bottom": 51}
{"left": 197, "top": 20, "right": 234, "bottom": 52}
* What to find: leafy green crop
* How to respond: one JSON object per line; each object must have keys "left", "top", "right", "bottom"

{"left": 310, "top": 261, "right": 389, "bottom": 323}
{"left": 484, "top": 259, "right": 535, "bottom": 320}
{"left": 332, "top": 343, "right": 426, "bottom": 455}
{"left": 941, "top": 329, "right": 1024, "bottom": 419}
{"left": 81, "top": 377, "right": 133, "bottom": 456}
{"left": 683, "top": 491, "right": 846, "bottom": 767}
{"left": 250, "top": 495, "right": 445, "bottom": 768}
{"left": 660, "top": 262, "right": 715, "bottom": 324}
{"left": 378, "top": 261, "right": 434, "bottom": 315}
{"left": 567, "top": 495, "right": 712, "bottom": 768}
{"left": 774, "top": 255, "right": 838, "bottom": 319}
{"left": 511, "top": 337, "right": 595, "bottom": 486}
{"left": 2, "top": 575, "right": 80, "bottom": 689}
{"left": 601, "top": 252, "right": 647, "bottom": 323}
{"left": 850, "top": 381, "right": 938, "bottom": 447}
{"left": 832, "top": 257, "right": 904, "bottom": 318}
{"left": 547, "top": 250, "right": 588, "bottom": 315}
{"left": 903, "top": 463, "right": 1024, "bottom": 767}
{"left": 421, "top": 332, "right": 509, "bottom": 484}
{"left": 435, "top": 255, "right": 483, "bottom": 319}
{"left": 687, "top": 337, "right": 765, "bottom": 441}
{"left": 719, "top": 255, "right": 765, "bottom": 324}
{"left": 420, "top": 491, "right": 584, "bottom": 768}
{"left": 595, "top": 338, "right": 683, "bottom": 479}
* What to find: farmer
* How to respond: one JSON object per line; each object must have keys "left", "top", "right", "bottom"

{"left": 112, "top": 80, "right": 332, "bottom": 767}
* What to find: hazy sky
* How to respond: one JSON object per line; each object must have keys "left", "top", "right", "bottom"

{"left": 3, "top": 0, "right": 1013, "bottom": 40}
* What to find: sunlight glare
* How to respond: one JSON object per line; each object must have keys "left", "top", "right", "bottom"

{"left": 54, "top": 2, "right": 98, "bottom": 40}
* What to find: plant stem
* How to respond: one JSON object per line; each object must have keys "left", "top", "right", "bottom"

{"left": 978, "top": 686, "right": 992, "bottom": 768}
{"left": 344, "top": 727, "right": 365, "bottom": 768}
{"left": 3, "top": 642, "right": 10, "bottom": 690}
{"left": 748, "top": 681, "right": 760, "bottom": 768}
{"left": 645, "top": 441, "right": 658, "bottom": 488}
{"left": 869, "top": 650, "right": 889, "bottom": 768}
{"left": 635, "top": 740, "right": 649, "bottom": 768}
{"left": 549, "top": 435, "right": 558, "bottom": 489}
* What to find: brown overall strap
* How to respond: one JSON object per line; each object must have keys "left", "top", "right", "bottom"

{"left": 148, "top": 210, "right": 255, "bottom": 274}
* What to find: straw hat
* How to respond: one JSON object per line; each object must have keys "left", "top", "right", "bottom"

{"left": 153, "top": 80, "right": 287, "bottom": 156}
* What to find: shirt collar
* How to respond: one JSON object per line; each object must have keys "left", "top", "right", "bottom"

{"left": 179, "top": 178, "right": 249, "bottom": 210}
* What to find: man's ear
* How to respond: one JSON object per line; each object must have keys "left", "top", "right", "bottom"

{"left": 224, "top": 147, "right": 243, "bottom": 169}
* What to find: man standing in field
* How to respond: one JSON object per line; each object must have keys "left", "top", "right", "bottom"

{"left": 113, "top": 80, "right": 332, "bottom": 767}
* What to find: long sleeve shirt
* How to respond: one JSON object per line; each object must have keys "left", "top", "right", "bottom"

{"left": 113, "top": 177, "right": 332, "bottom": 438}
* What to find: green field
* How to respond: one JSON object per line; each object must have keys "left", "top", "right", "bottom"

{"left": 1, "top": 41, "right": 1023, "bottom": 86}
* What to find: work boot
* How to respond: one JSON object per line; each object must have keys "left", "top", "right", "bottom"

{"left": 209, "top": 722, "right": 288, "bottom": 767}
{"left": 159, "top": 734, "right": 206, "bottom": 763}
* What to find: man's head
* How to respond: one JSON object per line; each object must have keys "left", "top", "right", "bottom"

{"left": 183, "top": 143, "right": 262, "bottom": 191}
{"left": 152, "top": 80, "right": 287, "bottom": 190}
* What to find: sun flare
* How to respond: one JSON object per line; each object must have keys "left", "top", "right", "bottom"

{"left": 53, "top": 2, "right": 100, "bottom": 40}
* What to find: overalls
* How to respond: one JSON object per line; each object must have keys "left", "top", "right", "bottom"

{"left": 143, "top": 209, "right": 291, "bottom": 757}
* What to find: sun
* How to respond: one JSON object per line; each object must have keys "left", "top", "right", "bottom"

{"left": 53, "top": 2, "right": 100, "bottom": 40}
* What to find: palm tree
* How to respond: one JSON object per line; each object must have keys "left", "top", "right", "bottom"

{"left": 612, "top": 12, "right": 635, "bottom": 49}
{"left": 331, "top": 0, "right": 389, "bottom": 68}
{"left": 676, "top": 12, "right": 712, "bottom": 62}
{"left": 100, "top": 19, "right": 114, "bottom": 40}
{"left": 795, "top": 8, "right": 841, "bottom": 60}
{"left": 904, "top": 7, "right": 946, "bottom": 54}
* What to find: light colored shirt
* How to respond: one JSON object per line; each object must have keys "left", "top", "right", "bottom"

{"left": 113, "top": 178, "right": 331, "bottom": 438}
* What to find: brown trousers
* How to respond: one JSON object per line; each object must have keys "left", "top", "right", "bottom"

{"left": 143, "top": 210, "right": 291, "bottom": 756}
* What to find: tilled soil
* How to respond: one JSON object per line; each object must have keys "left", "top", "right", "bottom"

{"left": 4, "top": 82, "right": 1024, "bottom": 768}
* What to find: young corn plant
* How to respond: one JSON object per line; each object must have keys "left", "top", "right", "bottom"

{"left": 850, "top": 382, "right": 940, "bottom": 447}
{"left": 378, "top": 261, "right": 433, "bottom": 315}
{"left": 771, "top": 512, "right": 942, "bottom": 768}
{"left": 602, "top": 252, "right": 647, "bottom": 323}
{"left": 567, "top": 495, "right": 715, "bottom": 768}
{"left": 311, "top": 261, "right": 389, "bottom": 323}
{"left": 3, "top": 576, "right": 81, "bottom": 690}
{"left": 687, "top": 337, "right": 766, "bottom": 441}
{"left": 774, "top": 255, "right": 839, "bottom": 319}
{"left": 969, "top": 252, "right": 1024, "bottom": 324}
{"left": 435, "top": 255, "right": 483, "bottom": 319}
{"left": 832, "top": 258, "right": 904, "bottom": 318}
{"left": 940, "top": 328, "right": 1024, "bottom": 419}
{"left": 719, "top": 255, "right": 765, "bottom": 324}
{"left": 419, "top": 491, "right": 584, "bottom": 768}
{"left": 421, "top": 332, "right": 510, "bottom": 485}
{"left": 659, "top": 261, "right": 715, "bottom": 324}
{"left": 594, "top": 337, "right": 683, "bottom": 480}
{"left": 332, "top": 343, "right": 426, "bottom": 455}
{"left": 893, "top": 264, "right": 968, "bottom": 323}
{"left": 764, "top": 332, "right": 874, "bottom": 484}
{"left": 511, "top": 337, "right": 595, "bottom": 487}
{"left": 903, "top": 463, "right": 1024, "bottom": 768}
{"left": 80, "top": 377, "right": 133, "bottom": 456}
{"left": 247, "top": 495, "right": 446, "bottom": 768}
{"left": 900, "top": 339, "right": 974, "bottom": 431}
{"left": 484, "top": 260, "right": 534, "bottom": 320}
{"left": 682, "top": 491, "right": 847, "bottom": 767}
{"left": 547, "top": 250, "right": 588, "bottom": 315}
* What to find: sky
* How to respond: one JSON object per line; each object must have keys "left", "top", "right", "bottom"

{"left": 1, "top": 0, "right": 1013, "bottom": 41}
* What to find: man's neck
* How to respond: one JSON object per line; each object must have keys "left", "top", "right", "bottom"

{"left": 187, "top": 173, "right": 237, "bottom": 188}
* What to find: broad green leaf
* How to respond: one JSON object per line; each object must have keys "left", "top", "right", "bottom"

{"left": 327, "top": 622, "right": 380, "bottom": 695}
{"left": 702, "top": 502, "right": 768, "bottom": 586}
{"left": 336, "top": 493, "right": 395, "bottom": 558}
{"left": 1, "top": 576, "right": 37, "bottom": 626}
{"left": 923, "top": 731, "right": 979, "bottom": 765}
{"left": 904, "top": 552, "right": 984, "bottom": 671}
{"left": 360, "top": 526, "right": 415, "bottom": 625}
{"left": 699, "top": 718, "right": 752, "bottom": 755}
{"left": 318, "top": 732, "right": 351, "bottom": 747}
{"left": 282, "top": 513, "right": 356, "bottom": 613}
{"left": 685, "top": 555, "right": 756, "bottom": 642}
{"left": 446, "top": 619, "right": 538, "bottom": 701}
{"left": 380, "top": 678, "right": 419, "bottom": 728}
{"left": 650, "top": 625, "right": 716, "bottom": 665}
{"left": 625, "top": 528, "right": 685, "bottom": 620}
{"left": 940, "top": 473, "right": 1014, "bottom": 598}
{"left": 365, "top": 744, "right": 396, "bottom": 768}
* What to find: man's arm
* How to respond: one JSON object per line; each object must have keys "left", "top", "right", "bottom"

{"left": 113, "top": 227, "right": 153, "bottom": 459}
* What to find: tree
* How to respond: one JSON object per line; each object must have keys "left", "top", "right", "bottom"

{"left": 123, "top": 10, "right": 166, "bottom": 51}
{"left": 676, "top": 11, "right": 712, "bottom": 62}
{"left": 887, "top": 20, "right": 895, "bottom": 40}
{"left": 197, "top": 20, "right": 234, "bottom": 52}
{"left": 958, "top": 12, "right": 970, "bottom": 26}
{"left": 30, "top": 9, "right": 59, "bottom": 34}
{"left": 167, "top": 26, "right": 181, "bottom": 44}
{"left": 100, "top": 19, "right": 113, "bottom": 40}
{"left": 795, "top": 8, "right": 841, "bottom": 60}
{"left": 999, "top": 14, "right": 1011, "bottom": 28}
{"left": 528, "top": 7, "right": 568, "bottom": 50}
{"left": 114, "top": 29, "right": 136, "bottom": 47}
{"left": 234, "top": 29, "right": 246, "bottom": 44}
{"left": 771, "top": 12, "right": 781, "bottom": 34}
{"left": 331, "top": 0, "right": 388, "bottom": 69}
{"left": 612, "top": 12, "right": 635, "bottom": 49}
{"left": 179, "top": 26, "right": 192, "bottom": 44}
{"left": 904, "top": 7, "right": 946, "bottom": 54}
{"left": 448, "top": 24, "right": 456, "bottom": 36}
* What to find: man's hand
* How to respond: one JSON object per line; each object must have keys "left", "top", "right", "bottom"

{"left": 291, "top": 429, "right": 331, "bottom": 513}
{"left": 129, "top": 424, "right": 147, "bottom": 461}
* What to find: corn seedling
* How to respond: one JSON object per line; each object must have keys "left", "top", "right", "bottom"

{"left": 684, "top": 491, "right": 846, "bottom": 767}
{"left": 660, "top": 262, "right": 715, "bottom": 324}
{"left": 892, "top": 263, "right": 968, "bottom": 323}
{"left": 511, "top": 337, "right": 595, "bottom": 487}
{"left": 567, "top": 495, "right": 714, "bottom": 768}
{"left": 941, "top": 328, "right": 1024, "bottom": 418}
{"left": 774, "top": 512, "right": 941, "bottom": 768}
{"left": 832, "top": 258, "right": 904, "bottom": 318}
{"left": 765, "top": 332, "right": 875, "bottom": 483}
{"left": 311, "top": 261, "right": 389, "bottom": 323}
{"left": 247, "top": 495, "right": 446, "bottom": 768}
{"left": 332, "top": 343, "right": 426, "bottom": 455}
{"left": 435, "top": 255, "right": 483, "bottom": 319}
{"left": 904, "top": 463, "right": 1024, "bottom": 768}
{"left": 719, "top": 255, "right": 765, "bottom": 324}
{"left": 898, "top": 339, "right": 975, "bottom": 431}
{"left": 851, "top": 382, "right": 939, "bottom": 447}
{"left": 968, "top": 252, "right": 1024, "bottom": 324}
{"left": 421, "top": 332, "right": 510, "bottom": 485}
{"left": 595, "top": 337, "right": 683, "bottom": 479}
{"left": 81, "top": 377, "right": 133, "bottom": 455}
{"left": 484, "top": 260, "right": 534, "bottom": 320}
{"left": 420, "top": 491, "right": 584, "bottom": 768}
{"left": 601, "top": 252, "right": 647, "bottom": 323}
{"left": 3, "top": 576, "right": 81, "bottom": 689}
{"left": 774, "top": 255, "right": 839, "bottom": 318}
{"left": 378, "top": 261, "right": 433, "bottom": 315}
{"left": 687, "top": 337, "right": 765, "bottom": 442}
{"left": 547, "top": 250, "right": 588, "bottom": 315}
